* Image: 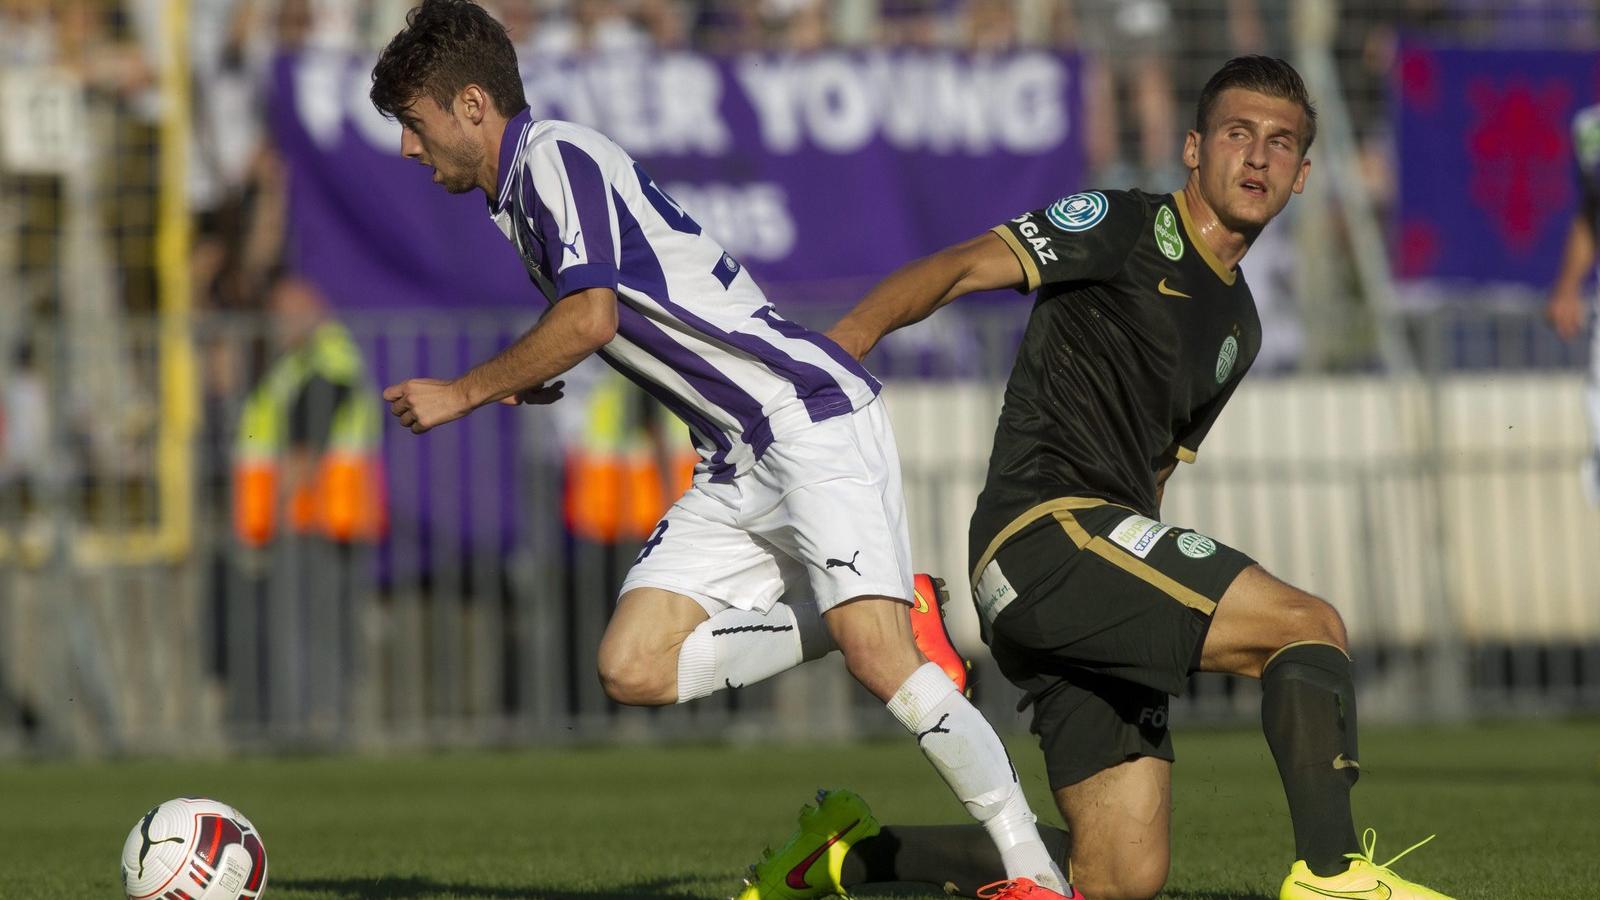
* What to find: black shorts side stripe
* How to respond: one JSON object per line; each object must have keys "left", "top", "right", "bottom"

{"left": 971, "top": 495, "right": 1132, "bottom": 582}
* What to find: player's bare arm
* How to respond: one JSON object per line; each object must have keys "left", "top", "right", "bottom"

{"left": 826, "top": 232, "right": 1025, "bottom": 361}
{"left": 1547, "top": 213, "right": 1595, "bottom": 341}
{"left": 384, "top": 286, "right": 617, "bottom": 434}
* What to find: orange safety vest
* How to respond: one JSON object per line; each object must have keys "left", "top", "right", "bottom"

{"left": 563, "top": 373, "right": 696, "bottom": 543}
{"left": 233, "top": 322, "right": 386, "bottom": 548}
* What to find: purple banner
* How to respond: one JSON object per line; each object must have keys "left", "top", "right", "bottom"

{"left": 1393, "top": 40, "right": 1600, "bottom": 285}
{"left": 269, "top": 50, "right": 1085, "bottom": 309}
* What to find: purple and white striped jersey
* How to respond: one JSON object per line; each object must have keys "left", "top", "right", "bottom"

{"left": 488, "top": 110, "right": 880, "bottom": 481}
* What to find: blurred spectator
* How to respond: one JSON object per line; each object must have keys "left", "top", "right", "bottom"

{"left": 226, "top": 273, "right": 384, "bottom": 734}
{"left": 961, "top": 0, "right": 1018, "bottom": 52}
{"left": 526, "top": 0, "right": 651, "bottom": 55}
{"left": 690, "top": 0, "right": 761, "bottom": 53}
{"left": 769, "top": 0, "right": 831, "bottom": 52}
{"left": 878, "top": 0, "right": 953, "bottom": 48}
{"left": 1064, "top": 0, "right": 1182, "bottom": 188}
{"left": 635, "top": 0, "right": 689, "bottom": 48}
{"left": 232, "top": 273, "right": 385, "bottom": 553}
{"left": 0, "top": 0, "right": 56, "bottom": 66}
{"left": 0, "top": 342, "right": 49, "bottom": 497}
{"left": 1455, "top": 0, "right": 1599, "bottom": 46}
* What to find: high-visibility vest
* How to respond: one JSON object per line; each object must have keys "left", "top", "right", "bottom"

{"left": 232, "top": 322, "right": 386, "bottom": 547}
{"left": 564, "top": 373, "right": 696, "bottom": 543}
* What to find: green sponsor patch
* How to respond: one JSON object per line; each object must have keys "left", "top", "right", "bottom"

{"left": 1154, "top": 205, "right": 1184, "bottom": 261}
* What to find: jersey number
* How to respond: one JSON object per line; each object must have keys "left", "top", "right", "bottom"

{"left": 635, "top": 519, "right": 669, "bottom": 564}
{"left": 634, "top": 163, "right": 702, "bottom": 236}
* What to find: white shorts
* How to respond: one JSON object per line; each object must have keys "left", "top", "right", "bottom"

{"left": 619, "top": 398, "right": 914, "bottom": 616}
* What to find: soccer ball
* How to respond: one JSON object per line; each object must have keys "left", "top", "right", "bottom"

{"left": 120, "top": 797, "right": 268, "bottom": 900}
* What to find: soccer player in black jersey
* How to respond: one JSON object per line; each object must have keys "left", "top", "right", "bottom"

{"left": 735, "top": 58, "right": 1454, "bottom": 900}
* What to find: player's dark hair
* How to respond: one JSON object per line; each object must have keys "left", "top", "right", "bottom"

{"left": 1195, "top": 56, "right": 1317, "bottom": 153}
{"left": 370, "top": 0, "right": 527, "bottom": 121}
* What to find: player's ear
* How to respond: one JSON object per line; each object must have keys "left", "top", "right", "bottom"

{"left": 1291, "top": 156, "right": 1310, "bottom": 194}
{"left": 459, "top": 84, "right": 487, "bottom": 125}
{"left": 1182, "top": 130, "right": 1201, "bottom": 170}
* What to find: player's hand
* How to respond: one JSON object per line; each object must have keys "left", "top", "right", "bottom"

{"left": 499, "top": 381, "right": 565, "bottom": 406}
{"left": 1546, "top": 287, "right": 1586, "bottom": 341}
{"left": 383, "top": 378, "right": 473, "bottom": 434}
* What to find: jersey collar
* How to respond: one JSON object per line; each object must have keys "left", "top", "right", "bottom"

{"left": 491, "top": 107, "right": 534, "bottom": 214}
{"left": 1172, "top": 191, "right": 1238, "bottom": 287}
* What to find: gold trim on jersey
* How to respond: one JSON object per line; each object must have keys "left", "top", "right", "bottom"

{"left": 991, "top": 224, "right": 1042, "bottom": 291}
{"left": 971, "top": 497, "right": 1125, "bottom": 583}
{"left": 1176, "top": 445, "right": 1198, "bottom": 464}
{"left": 1171, "top": 192, "right": 1238, "bottom": 286}
{"left": 970, "top": 495, "right": 1219, "bottom": 617}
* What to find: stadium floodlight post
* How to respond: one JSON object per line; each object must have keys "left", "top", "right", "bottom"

{"left": 1292, "top": 0, "right": 1471, "bottom": 723}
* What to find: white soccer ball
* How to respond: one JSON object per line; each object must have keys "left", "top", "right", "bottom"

{"left": 120, "top": 797, "right": 268, "bottom": 900}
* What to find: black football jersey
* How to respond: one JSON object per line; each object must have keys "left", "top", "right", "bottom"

{"left": 969, "top": 188, "right": 1262, "bottom": 570}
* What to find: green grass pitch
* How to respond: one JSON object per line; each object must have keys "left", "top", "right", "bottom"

{"left": 3, "top": 721, "right": 1596, "bottom": 899}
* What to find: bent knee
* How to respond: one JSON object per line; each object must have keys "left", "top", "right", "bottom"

{"left": 1073, "top": 855, "right": 1168, "bottom": 900}
{"left": 826, "top": 600, "right": 923, "bottom": 698}
{"left": 1283, "top": 593, "right": 1348, "bottom": 650}
{"left": 596, "top": 643, "right": 677, "bottom": 706}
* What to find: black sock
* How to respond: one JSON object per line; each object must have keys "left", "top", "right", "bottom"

{"left": 840, "top": 824, "right": 1070, "bottom": 896}
{"left": 1261, "top": 642, "right": 1362, "bottom": 877}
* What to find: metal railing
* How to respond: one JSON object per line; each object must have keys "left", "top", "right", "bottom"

{"left": 1, "top": 305, "right": 1595, "bottom": 756}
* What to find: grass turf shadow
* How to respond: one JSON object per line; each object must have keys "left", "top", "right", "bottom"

{"left": 273, "top": 875, "right": 714, "bottom": 899}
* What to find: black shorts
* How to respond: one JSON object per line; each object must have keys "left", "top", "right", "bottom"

{"left": 972, "top": 500, "right": 1255, "bottom": 789}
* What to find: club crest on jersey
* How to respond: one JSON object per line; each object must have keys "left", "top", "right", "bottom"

{"left": 1177, "top": 532, "right": 1217, "bottom": 559}
{"left": 1215, "top": 334, "right": 1239, "bottom": 383}
{"left": 1154, "top": 206, "right": 1184, "bottom": 260}
{"left": 1046, "top": 191, "right": 1108, "bottom": 233}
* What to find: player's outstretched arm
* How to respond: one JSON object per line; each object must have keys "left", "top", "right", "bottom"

{"left": 827, "top": 232, "right": 1025, "bottom": 361}
{"left": 1547, "top": 213, "right": 1595, "bottom": 341}
{"left": 384, "top": 287, "right": 618, "bottom": 434}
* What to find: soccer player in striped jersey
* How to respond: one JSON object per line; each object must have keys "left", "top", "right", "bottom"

{"left": 369, "top": 2, "right": 1072, "bottom": 896}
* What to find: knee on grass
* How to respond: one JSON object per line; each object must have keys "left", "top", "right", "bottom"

{"left": 1071, "top": 853, "right": 1169, "bottom": 900}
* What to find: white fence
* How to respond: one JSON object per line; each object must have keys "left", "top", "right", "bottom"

{"left": 1, "top": 310, "right": 1596, "bottom": 757}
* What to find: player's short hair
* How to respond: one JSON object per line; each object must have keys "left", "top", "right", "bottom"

{"left": 1195, "top": 56, "right": 1317, "bottom": 154}
{"left": 370, "top": 0, "right": 527, "bottom": 121}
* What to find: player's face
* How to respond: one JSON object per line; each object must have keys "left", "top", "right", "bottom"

{"left": 1185, "top": 88, "right": 1311, "bottom": 231}
{"left": 396, "top": 96, "right": 484, "bottom": 195}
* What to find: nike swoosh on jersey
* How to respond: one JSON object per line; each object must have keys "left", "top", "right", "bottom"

{"left": 1157, "top": 278, "right": 1191, "bottom": 298}
{"left": 786, "top": 818, "right": 862, "bottom": 889}
{"left": 1333, "top": 754, "right": 1361, "bottom": 771}
{"left": 1293, "top": 879, "right": 1393, "bottom": 900}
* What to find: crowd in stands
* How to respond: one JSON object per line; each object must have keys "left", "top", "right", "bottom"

{"left": 2, "top": 0, "right": 1598, "bottom": 498}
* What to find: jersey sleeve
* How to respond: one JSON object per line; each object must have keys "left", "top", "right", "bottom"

{"left": 523, "top": 137, "right": 623, "bottom": 300}
{"left": 989, "top": 190, "right": 1147, "bottom": 292}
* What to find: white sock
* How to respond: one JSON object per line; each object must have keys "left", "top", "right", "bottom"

{"left": 675, "top": 601, "right": 835, "bottom": 702}
{"left": 887, "top": 662, "right": 1069, "bottom": 892}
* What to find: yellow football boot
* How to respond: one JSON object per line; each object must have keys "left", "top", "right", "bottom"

{"left": 1280, "top": 830, "right": 1455, "bottom": 900}
{"left": 732, "top": 789, "right": 880, "bottom": 900}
